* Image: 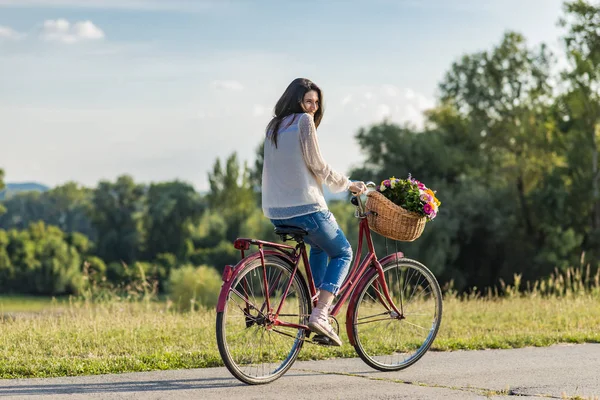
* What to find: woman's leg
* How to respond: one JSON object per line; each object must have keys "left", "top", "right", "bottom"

{"left": 271, "top": 210, "right": 352, "bottom": 294}
{"left": 308, "top": 244, "right": 328, "bottom": 291}
{"left": 270, "top": 210, "right": 352, "bottom": 345}
{"left": 304, "top": 210, "right": 353, "bottom": 296}
{"left": 303, "top": 210, "right": 353, "bottom": 346}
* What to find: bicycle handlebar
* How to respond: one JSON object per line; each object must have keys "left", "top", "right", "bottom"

{"left": 351, "top": 181, "right": 376, "bottom": 217}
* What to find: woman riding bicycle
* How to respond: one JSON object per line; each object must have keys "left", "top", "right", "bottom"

{"left": 261, "top": 77, "right": 367, "bottom": 346}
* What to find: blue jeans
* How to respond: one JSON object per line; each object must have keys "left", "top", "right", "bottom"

{"left": 271, "top": 210, "right": 353, "bottom": 295}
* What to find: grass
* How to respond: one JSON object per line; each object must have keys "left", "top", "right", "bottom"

{"left": 0, "top": 295, "right": 66, "bottom": 313}
{"left": 0, "top": 267, "right": 599, "bottom": 378}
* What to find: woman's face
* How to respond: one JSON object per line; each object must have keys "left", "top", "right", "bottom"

{"left": 302, "top": 90, "right": 319, "bottom": 115}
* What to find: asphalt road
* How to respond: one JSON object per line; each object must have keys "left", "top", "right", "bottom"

{"left": 0, "top": 344, "right": 598, "bottom": 399}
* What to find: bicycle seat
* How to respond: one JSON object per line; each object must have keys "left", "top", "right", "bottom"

{"left": 274, "top": 226, "right": 308, "bottom": 242}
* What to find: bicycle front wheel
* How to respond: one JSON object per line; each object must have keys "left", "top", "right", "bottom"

{"left": 351, "top": 257, "right": 442, "bottom": 371}
{"left": 216, "top": 255, "right": 310, "bottom": 384}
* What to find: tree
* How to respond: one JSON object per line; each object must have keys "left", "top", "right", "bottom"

{"left": 560, "top": 0, "right": 600, "bottom": 250}
{"left": 207, "top": 153, "right": 256, "bottom": 241}
{"left": 46, "top": 182, "right": 95, "bottom": 239}
{"left": 249, "top": 142, "right": 264, "bottom": 190}
{"left": 0, "top": 191, "right": 46, "bottom": 230}
{"left": 89, "top": 175, "right": 145, "bottom": 264}
{"left": 249, "top": 142, "right": 264, "bottom": 204}
{"left": 349, "top": 120, "right": 498, "bottom": 289}
{"left": 0, "top": 183, "right": 95, "bottom": 240}
{"left": 439, "top": 32, "right": 559, "bottom": 239}
{"left": 143, "top": 180, "right": 204, "bottom": 261}
{"left": 348, "top": 31, "right": 586, "bottom": 289}
{"left": 435, "top": 31, "right": 582, "bottom": 281}
{"left": 0, "top": 222, "right": 86, "bottom": 295}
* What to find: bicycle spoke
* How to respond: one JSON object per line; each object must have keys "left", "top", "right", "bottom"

{"left": 355, "top": 316, "right": 396, "bottom": 325}
{"left": 230, "top": 288, "right": 265, "bottom": 317}
{"left": 356, "top": 311, "right": 391, "bottom": 321}
{"left": 351, "top": 259, "right": 442, "bottom": 372}
{"left": 217, "top": 256, "right": 309, "bottom": 384}
{"left": 402, "top": 320, "right": 429, "bottom": 331}
{"left": 401, "top": 267, "right": 415, "bottom": 310}
{"left": 395, "top": 266, "right": 404, "bottom": 314}
{"left": 369, "top": 281, "right": 392, "bottom": 311}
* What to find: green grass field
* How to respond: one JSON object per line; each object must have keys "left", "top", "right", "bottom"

{"left": 0, "top": 295, "right": 65, "bottom": 313}
{"left": 1, "top": 287, "right": 599, "bottom": 378}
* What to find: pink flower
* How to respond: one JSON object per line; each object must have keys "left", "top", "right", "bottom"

{"left": 410, "top": 177, "right": 426, "bottom": 190}
{"left": 383, "top": 179, "right": 391, "bottom": 187}
{"left": 423, "top": 203, "right": 433, "bottom": 215}
{"left": 420, "top": 193, "right": 433, "bottom": 203}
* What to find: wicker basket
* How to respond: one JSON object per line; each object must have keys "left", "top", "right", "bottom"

{"left": 365, "top": 191, "right": 427, "bottom": 242}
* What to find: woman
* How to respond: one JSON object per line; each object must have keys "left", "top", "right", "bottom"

{"left": 261, "top": 78, "right": 366, "bottom": 346}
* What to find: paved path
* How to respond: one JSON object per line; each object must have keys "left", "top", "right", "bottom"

{"left": 0, "top": 344, "right": 598, "bottom": 399}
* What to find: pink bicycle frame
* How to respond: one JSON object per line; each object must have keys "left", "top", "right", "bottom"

{"left": 216, "top": 215, "right": 405, "bottom": 334}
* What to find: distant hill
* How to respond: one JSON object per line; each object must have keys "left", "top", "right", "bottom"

{"left": 0, "top": 182, "right": 50, "bottom": 200}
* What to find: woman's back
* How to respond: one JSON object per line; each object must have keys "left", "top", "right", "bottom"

{"left": 262, "top": 113, "right": 327, "bottom": 219}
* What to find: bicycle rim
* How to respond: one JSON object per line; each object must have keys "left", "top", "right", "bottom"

{"left": 216, "top": 255, "right": 310, "bottom": 384}
{"left": 352, "top": 258, "right": 442, "bottom": 371}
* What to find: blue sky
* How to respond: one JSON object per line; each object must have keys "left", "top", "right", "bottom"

{"left": 0, "top": 0, "right": 566, "bottom": 191}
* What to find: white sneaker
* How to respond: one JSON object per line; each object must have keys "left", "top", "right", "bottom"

{"left": 308, "top": 308, "right": 342, "bottom": 346}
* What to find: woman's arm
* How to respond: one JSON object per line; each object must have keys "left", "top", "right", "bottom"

{"left": 298, "top": 113, "right": 351, "bottom": 193}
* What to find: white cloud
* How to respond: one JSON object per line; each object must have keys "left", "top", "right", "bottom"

{"left": 0, "top": 25, "right": 24, "bottom": 40}
{"left": 404, "top": 104, "right": 422, "bottom": 124}
{"left": 72, "top": 21, "right": 105, "bottom": 40}
{"left": 381, "top": 84, "right": 398, "bottom": 97}
{"left": 416, "top": 93, "right": 435, "bottom": 110}
{"left": 211, "top": 80, "right": 244, "bottom": 91}
{"left": 341, "top": 95, "right": 353, "bottom": 106}
{"left": 336, "top": 85, "right": 435, "bottom": 129}
{"left": 376, "top": 104, "right": 391, "bottom": 119}
{"left": 40, "top": 19, "right": 105, "bottom": 44}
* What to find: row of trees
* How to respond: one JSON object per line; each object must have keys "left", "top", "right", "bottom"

{"left": 1, "top": 0, "right": 599, "bottom": 294}
{"left": 0, "top": 154, "right": 279, "bottom": 294}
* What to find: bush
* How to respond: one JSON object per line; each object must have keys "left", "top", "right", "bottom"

{"left": 189, "top": 241, "right": 239, "bottom": 273}
{"left": 2, "top": 222, "right": 85, "bottom": 295}
{"left": 168, "top": 265, "right": 221, "bottom": 311}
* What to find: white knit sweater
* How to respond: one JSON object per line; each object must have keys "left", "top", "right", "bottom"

{"left": 262, "top": 113, "right": 351, "bottom": 219}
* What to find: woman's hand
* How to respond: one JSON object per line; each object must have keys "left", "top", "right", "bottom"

{"left": 349, "top": 181, "right": 367, "bottom": 195}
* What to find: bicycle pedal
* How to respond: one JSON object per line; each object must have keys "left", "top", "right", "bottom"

{"left": 312, "top": 335, "right": 335, "bottom": 346}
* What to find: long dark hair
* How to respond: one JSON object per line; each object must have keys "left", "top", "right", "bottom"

{"left": 265, "top": 78, "right": 324, "bottom": 148}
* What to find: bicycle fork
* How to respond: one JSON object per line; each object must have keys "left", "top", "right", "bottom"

{"left": 373, "top": 259, "right": 404, "bottom": 319}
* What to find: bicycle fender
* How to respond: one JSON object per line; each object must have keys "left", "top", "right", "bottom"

{"left": 345, "top": 252, "right": 404, "bottom": 346}
{"left": 215, "top": 250, "right": 296, "bottom": 313}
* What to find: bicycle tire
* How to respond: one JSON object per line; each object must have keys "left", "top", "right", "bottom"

{"left": 350, "top": 257, "right": 442, "bottom": 371}
{"left": 216, "top": 255, "right": 310, "bottom": 384}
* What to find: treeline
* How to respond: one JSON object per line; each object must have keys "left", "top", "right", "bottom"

{"left": 1, "top": 1, "right": 600, "bottom": 294}
{"left": 0, "top": 163, "right": 273, "bottom": 295}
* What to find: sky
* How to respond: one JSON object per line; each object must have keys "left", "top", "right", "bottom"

{"left": 0, "top": 0, "right": 567, "bottom": 192}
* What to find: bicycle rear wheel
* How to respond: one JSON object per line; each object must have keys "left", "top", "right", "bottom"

{"left": 216, "top": 255, "right": 310, "bottom": 384}
{"left": 350, "top": 257, "right": 442, "bottom": 371}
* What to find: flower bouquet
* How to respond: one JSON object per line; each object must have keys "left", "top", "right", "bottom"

{"left": 365, "top": 174, "right": 441, "bottom": 241}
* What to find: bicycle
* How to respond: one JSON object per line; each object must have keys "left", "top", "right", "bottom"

{"left": 215, "top": 183, "right": 443, "bottom": 385}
